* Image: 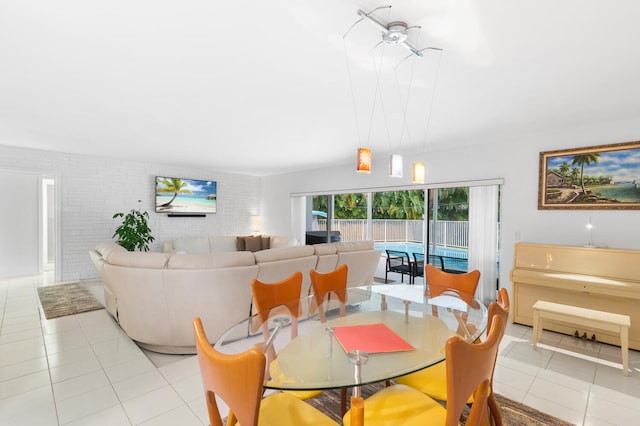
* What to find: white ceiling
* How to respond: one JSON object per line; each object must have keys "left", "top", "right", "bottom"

{"left": 1, "top": 1, "right": 639, "bottom": 176}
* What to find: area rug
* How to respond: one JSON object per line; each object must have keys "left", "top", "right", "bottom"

{"left": 37, "top": 282, "right": 105, "bottom": 319}
{"left": 306, "top": 383, "right": 576, "bottom": 425}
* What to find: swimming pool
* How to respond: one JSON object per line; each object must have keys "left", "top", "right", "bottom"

{"left": 374, "top": 242, "right": 468, "bottom": 259}
{"left": 375, "top": 242, "right": 469, "bottom": 272}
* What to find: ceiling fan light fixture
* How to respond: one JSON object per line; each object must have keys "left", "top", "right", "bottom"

{"left": 383, "top": 22, "right": 408, "bottom": 44}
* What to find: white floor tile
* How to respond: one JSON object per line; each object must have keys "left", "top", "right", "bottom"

{"left": 0, "top": 336, "right": 47, "bottom": 367}
{"left": 55, "top": 385, "right": 120, "bottom": 425}
{"left": 4, "top": 273, "right": 640, "bottom": 426}
{"left": 121, "top": 385, "right": 184, "bottom": 424}
{"left": 47, "top": 346, "right": 98, "bottom": 369}
{"left": 523, "top": 392, "right": 585, "bottom": 425}
{"left": 111, "top": 369, "right": 169, "bottom": 402}
{"left": 585, "top": 392, "right": 640, "bottom": 426}
{"left": 546, "top": 351, "right": 598, "bottom": 383}
{"left": 0, "top": 355, "right": 48, "bottom": 382}
{"left": 171, "top": 373, "right": 204, "bottom": 402}
{"left": 104, "top": 356, "right": 156, "bottom": 383}
{"left": 0, "top": 385, "right": 56, "bottom": 422}
{"left": 61, "top": 405, "right": 131, "bottom": 426}
{"left": 158, "top": 356, "right": 200, "bottom": 383}
{"left": 53, "top": 370, "right": 111, "bottom": 402}
{"left": 527, "top": 376, "right": 589, "bottom": 415}
{"left": 138, "top": 404, "right": 203, "bottom": 426}
{"left": 49, "top": 357, "right": 103, "bottom": 384}
{"left": 0, "top": 370, "right": 51, "bottom": 400}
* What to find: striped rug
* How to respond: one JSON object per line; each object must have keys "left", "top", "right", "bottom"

{"left": 37, "top": 282, "right": 105, "bottom": 319}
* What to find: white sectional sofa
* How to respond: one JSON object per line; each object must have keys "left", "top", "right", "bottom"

{"left": 162, "top": 234, "right": 301, "bottom": 254}
{"left": 89, "top": 239, "right": 381, "bottom": 354}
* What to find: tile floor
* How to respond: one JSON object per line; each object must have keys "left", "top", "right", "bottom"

{"left": 1, "top": 272, "right": 639, "bottom": 425}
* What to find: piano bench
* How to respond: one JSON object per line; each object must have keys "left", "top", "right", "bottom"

{"left": 532, "top": 300, "right": 630, "bottom": 376}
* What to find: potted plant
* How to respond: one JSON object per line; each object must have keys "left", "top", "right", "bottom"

{"left": 112, "top": 201, "right": 155, "bottom": 251}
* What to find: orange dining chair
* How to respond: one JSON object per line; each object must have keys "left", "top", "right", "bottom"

{"left": 310, "top": 264, "right": 350, "bottom": 414}
{"left": 426, "top": 263, "right": 481, "bottom": 338}
{"left": 426, "top": 263, "right": 480, "bottom": 305}
{"left": 192, "top": 317, "right": 338, "bottom": 426}
{"left": 395, "top": 287, "right": 510, "bottom": 426}
{"left": 310, "top": 264, "right": 348, "bottom": 323}
{"left": 342, "top": 314, "right": 506, "bottom": 426}
{"left": 251, "top": 272, "right": 322, "bottom": 400}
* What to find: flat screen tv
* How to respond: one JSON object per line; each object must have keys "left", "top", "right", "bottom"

{"left": 155, "top": 176, "right": 217, "bottom": 214}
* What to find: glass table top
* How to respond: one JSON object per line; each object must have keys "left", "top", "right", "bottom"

{"left": 214, "top": 283, "right": 487, "bottom": 391}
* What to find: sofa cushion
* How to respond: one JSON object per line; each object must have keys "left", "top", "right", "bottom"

{"left": 270, "top": 236, "right": 300, "bottom": 249}
{"left": 106, "top": 251, "right": 171, "bottom": 268}
{"left": 167, "top": 252, "right": 255, "bottom": 269}
{"left": 313, "top": 243, "right": 338, "bottom": 256}
{"left": 254, "top": 245, "right": 315, "bottom": 263}
{"left": 209, "top": 236, "right": 237, "bottom": 252}
{"left": 173, "top": 237, "right": 210, "bottom": 254}
{"left": 335, "top": 240, "right": 375, "bottom": 252}
{"left": 95, "top": 242, "right": 126, "bottom": 258}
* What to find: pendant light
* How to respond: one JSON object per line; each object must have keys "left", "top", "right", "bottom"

{"left": 412, "top": 162, "right": 425, "bottom": 183}
{"left": 357, "top": 148, "right": 372, "bottom": 173}
{"left": 412, "top": 50, "right": 443, "bottom": 184}
{"left": 389, "top": 154, "right": 403, "bottom": 177}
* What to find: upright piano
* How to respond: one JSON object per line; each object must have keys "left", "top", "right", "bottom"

{"left": 510, "top": 242, "right": 640, "bottom": 350}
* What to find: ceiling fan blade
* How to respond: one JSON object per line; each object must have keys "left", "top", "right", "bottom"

{"left": 357, "top": 8, "right": 392, "bottom": 35}
{"left": 400, "top": 40, "right": 423, "bottom": 57}
{"left": 343, "top": 17, "right": 365, "bottom": 39}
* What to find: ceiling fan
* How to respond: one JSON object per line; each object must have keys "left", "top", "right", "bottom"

{"left": 344, "top": 5, "right": 437, "bottom": 58}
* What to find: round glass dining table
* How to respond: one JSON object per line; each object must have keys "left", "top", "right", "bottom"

{"left": 214, "top": 283, "right": 487, "bottom": 392}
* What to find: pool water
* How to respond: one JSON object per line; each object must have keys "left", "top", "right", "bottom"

{"left": 374, "top": 242, "right": 468, "bottom": 259}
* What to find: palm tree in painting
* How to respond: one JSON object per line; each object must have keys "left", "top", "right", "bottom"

{"left": 571, "top": 153, "right": 600, "bottom": 195}
{"left": 156, "top": 178, "right": 192, "bottom": 208}
{"left": 558, "top": 162, "right": 570, "bottom": 179}
{"left": 570, "top": 167, "right": 580, "bottom": 186}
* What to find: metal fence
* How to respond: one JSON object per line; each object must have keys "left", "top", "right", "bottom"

{"left": 317, "top": 219, "right": 469, "bottom": 248}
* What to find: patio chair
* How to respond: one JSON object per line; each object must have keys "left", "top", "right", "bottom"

{"left": 412, "top": 253, "right": 445, "bottom": 281}
{"left": 385, "top": 249, "right": 413, "bottom": 283}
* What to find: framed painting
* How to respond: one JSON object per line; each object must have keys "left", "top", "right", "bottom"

{"left": 539, "top": 141, "right": 640, "bottom": 209}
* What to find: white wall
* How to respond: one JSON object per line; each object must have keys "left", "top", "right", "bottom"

{"left": 0, "top": 170, "right": 39, "bottom": 277}
{"left": 262, "top": 116, "right": 640, "bottom": 295}
{"left": 0, "top": 146, "right": 261, "bottom": 281}
{"left": 3, "top": 115, "right": 639, "bottom": 287}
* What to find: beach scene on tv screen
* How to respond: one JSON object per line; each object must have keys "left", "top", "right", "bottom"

{"left": 156, "top": 177, "right": 217, "bottom": 213}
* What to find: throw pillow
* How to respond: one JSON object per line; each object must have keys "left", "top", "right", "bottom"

{"left": 244, "top": 236, "right": 263, "bottom": 252}
{"left": 236, "top": 236, "right": 246, "bottom": 251}
{"left": 261, "top": 236, "right": 271, "bottom": 250}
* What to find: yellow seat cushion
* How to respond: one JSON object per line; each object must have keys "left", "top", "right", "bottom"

{"left": 343, "top": 384, "right": 447, "bottom": 426}
{"left": 395, "top": 360, "right": 449, "bottom": 401}
{"left": 395, "top": 360, "right": 490, "bottom": 404}
{"left": 259, "top": 392, "right": 338, "bottom": 426}
{"left": 269, "top": 359, "right": 323, "bottom": 400}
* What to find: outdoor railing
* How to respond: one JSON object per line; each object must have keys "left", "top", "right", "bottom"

{"left": 317, "top": 219, "right": 469, "bottom": 248}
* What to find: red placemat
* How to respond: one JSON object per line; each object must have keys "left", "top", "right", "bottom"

{"left": 332, "top": 323, "right": 414, "bottom": 354}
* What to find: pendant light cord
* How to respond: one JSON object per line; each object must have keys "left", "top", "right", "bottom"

{"left": 395, "top": 30, "right": 420, "bottom": 151}
{"left": 343, "top": 38, "right": 362, "bottom": 146}
{"left": 421, "top": 51, "right": 443, "bottom": 154}
{"left": 369, "top": 44, "right": 392, "bottom": 149}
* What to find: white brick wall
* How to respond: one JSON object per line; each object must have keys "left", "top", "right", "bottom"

{"left": 0, "top": 145, "right": 260, "bottom": 281}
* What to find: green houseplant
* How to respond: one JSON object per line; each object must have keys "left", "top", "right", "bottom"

{"left": 112, "top": 202, "right": 155, "bottom": 251}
